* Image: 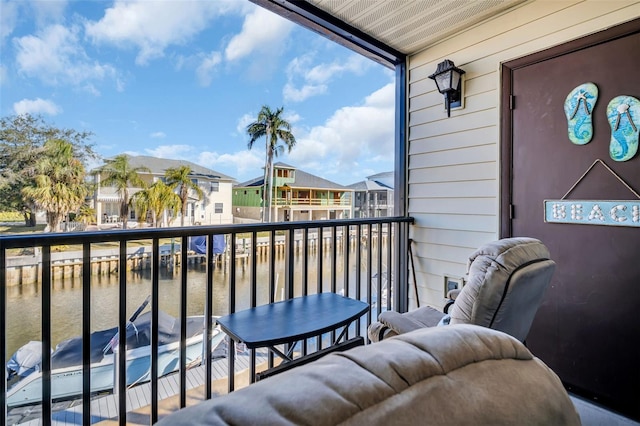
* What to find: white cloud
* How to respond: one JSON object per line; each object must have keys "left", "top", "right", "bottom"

{"left": 115, "top": 78, "right": 125, "bottom": 92}
{"left": 82, "top": 83, "right": 101, "bottom": 97}
{"left": 13, "top": 98, "right": 62, "bottom": 116}
{"left": 288, "top": 83, "right": 395, "bottom": 178}
{"left": 196, "top": 51, "right": 222, "bottom": 87}
{"left": 0, "top": 64, "right": 7, "bottom": 86}
{"left": 199, "top": 150, "right": 263, "bottom": 181}
{"left": 14, "top": 24, "right": 117, "bottom": 90}
{"left": 0, "top": 0, "right": 18, "bottom": 42}
{"left": 306, "top": 55, "right": 370, "bottom": 84}
{"left": 283, "top": 83, "right": 326, "bottom": 103}
{"left": 283, "top": 54, "right": 371, "bottom": 102}
{"left": 236, "top": 113, "right": 254, "bottom": 136}
{"left": 30, "top": 0, "right": 68, "bottom": 28}
{"left": 145, "top": 144, "right": 193, "bottom": 159}
{"left": 284, "top": 111, "right": 301, "bottom": 124}
{"left": 224, "top": 6, "right": 293, "bottom": 62}
{"left": 85, "top": 1, "right": 235, "bottom": 66}
{"left": 150, "top": 132, "right": 166, "bottom": 139}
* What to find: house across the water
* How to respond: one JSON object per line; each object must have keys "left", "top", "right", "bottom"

{"left": 92, "top": 155, "right": 235, "bottom": 227}
{"left": 348, "top": 171, "right": 394, "bottom": 218}
{"left": 232, "top": 162, "right": 353, "bottom": 222}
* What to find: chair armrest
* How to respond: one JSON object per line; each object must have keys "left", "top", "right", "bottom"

{"left": 367, "top": 321, "right": 397, "bottom": 342}
{"left": 378, "top": 306, "right": 445, "bottom": 335}
{"left": 378, "top": 311, "right": 422, "bottom": 334}
{"left": 447, "top": 289, "right": 461, "bottom": 300}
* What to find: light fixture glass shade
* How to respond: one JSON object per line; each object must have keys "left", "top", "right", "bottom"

{"left": 450, "top": 72, "right": 461, "bottom": 93}
{"left": 434, "top": 71, "right": 453, "bottom": 93}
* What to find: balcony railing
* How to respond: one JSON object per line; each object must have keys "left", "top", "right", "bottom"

{"left": 1, "top": 216, "right": 412, "bottom": 425}
{"left": 273, "top": 197, "right": 351, "bottom": 206}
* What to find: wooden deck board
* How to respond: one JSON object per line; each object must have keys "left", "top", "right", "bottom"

{"left": 189, "top": 365, "right": 204, "bottom": 385}
{"left": 157, "top": 378, "right": 171, "bottom": 400}
{"left": 129, "top": 384, "right": 150, "bottom": 411}
{"left": 106, "top": 395, "right": 118, "bottom": 420}
{"left": 126, "top": 386, "right": 141, "bottom": 410}
{"left": 133, "top": 384, "right": 150, "bottom": 409}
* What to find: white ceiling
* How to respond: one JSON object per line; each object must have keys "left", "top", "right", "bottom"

{"left": 305, "top": 0, "right": 527, "bottom": 56}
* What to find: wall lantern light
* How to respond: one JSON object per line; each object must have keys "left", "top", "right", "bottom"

{"left": 428, "top": 59, "right": 465, "bottom": 117}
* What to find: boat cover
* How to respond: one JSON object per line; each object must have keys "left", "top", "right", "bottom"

{"left": 188, "top": 235, "right": 225, "bottom": 255}
{"left": 50, "top": 311, "right": 204, "bottom": 369}
{"left": 6, "top": 341, "right": 45, "bottom": 378}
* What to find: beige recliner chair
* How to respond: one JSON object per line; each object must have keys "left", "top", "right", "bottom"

{"left": 369, "top": 237, "right": 555, "bottom": 343}
{"left": 157, "top": 324, "right": 579, "bottom": 425}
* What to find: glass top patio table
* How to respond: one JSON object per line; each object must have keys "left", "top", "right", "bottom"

{"left": 216, "top": 293, "right": 369, "bottom": 350}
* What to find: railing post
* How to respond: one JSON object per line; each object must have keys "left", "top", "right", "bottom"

{"left": 204, "top": 234, "right": 215, "bottom": 400}
{"left": 41, "top": 245, "right": 52, "bottom": 425}
{"left": 117, "top": 242, "right": 127, "bottom": 426}
{"left": 82, "top": 243, "right": 91, "bottom": 426}
{"left": 1, "top": 247, "right": 6, "bottom": 425}
{"left": 179, "top": 235, "right": 188, "bottom": 408}
{"left": 228, "top": 232, "right": 237, "bottom": 392}
{"left": 151, "top": 239, "right": 160, "bottom": 424}
{"left": 285, "top": 228, "right": 294, "bottom": 299}
{"left": 395, "top": 221, "right": 410, "bottom": 313}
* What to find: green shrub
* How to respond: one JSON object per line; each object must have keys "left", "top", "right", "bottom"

{"left": 0, "top": 211, "right": 23, "bottom": 222}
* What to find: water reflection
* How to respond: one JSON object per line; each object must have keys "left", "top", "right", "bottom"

{"left": 5, "top": 244, "right": 387, "bottom": 359}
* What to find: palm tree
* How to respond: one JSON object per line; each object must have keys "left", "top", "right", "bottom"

{"left": 21, "top": 139, "right": 89, "bottom": 232}
{"left": 97, "top": 155, "right": 150, "bottom": 229}
{"left": 130, "top": 180, "right": 181, "bottom": 228}
{"left": 246, "top": 106, "right": 296, "bottom": 222}
{"left": 75, "top": 204, "right": 96, "bottom": 225}
{"left": 164, "top": 165, "right": 204, "bottom": 226}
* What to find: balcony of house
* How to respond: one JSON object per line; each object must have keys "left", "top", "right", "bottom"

{"left": 273, "top": 197, "right": 351, "bottom": 207}
{"left": 0, "top": 216, "right": 412, "bottom": 425}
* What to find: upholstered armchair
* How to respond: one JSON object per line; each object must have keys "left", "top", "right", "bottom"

{"left": 368, "top": 237, "right": 555, "bottom": 343}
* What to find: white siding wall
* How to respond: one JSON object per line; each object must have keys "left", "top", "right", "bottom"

{"left": 407, "top": 0, "right": 640, "bottom": 309}
{"left": 202, "top": 181, "right": 234, "bottom": 225}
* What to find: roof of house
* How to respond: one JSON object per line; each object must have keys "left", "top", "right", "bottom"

{"left": 367, "top": 171, "right": 393, "bottom": 181}
{"left": 98, "top": 155, "right": 235, "bottom": 181}
{"left": 348, "top": 171, "right": 394, "bottom": 191}
{"left": 347, "top": 179, "right": 391, "bottom": 191}
{"left": 238, "top": 176, "right": 265, "bottom": 187}
{"left": 347, "top": 181, "right": 368, "bottom": 190}
{"left": 236, "top": 162, "right": 351, "bottom": 191}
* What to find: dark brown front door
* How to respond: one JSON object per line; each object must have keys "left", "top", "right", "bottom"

{"left": 502, "top": 19, "right": 640, "bottom": 420}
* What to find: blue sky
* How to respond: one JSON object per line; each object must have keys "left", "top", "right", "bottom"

{"left": 0, "top": 0, "right": 395, "bottom": 186}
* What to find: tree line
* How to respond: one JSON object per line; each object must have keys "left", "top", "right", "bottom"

{"left": 0, "top": 114, "right": 203, "bottom": 231}
{"left": 0, "top": 106, "right": 296, "bottom": 232}
{"left": 0, "top": 114, "right": 96, "bottom": 230}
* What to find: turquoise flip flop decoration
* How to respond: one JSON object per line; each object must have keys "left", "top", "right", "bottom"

{"left": 607, "top": 95, "right": 640, "bottom": 162}
{"left": 564, "top": 83, "right": 598, "bottom": 145}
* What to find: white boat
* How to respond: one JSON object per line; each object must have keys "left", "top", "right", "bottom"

{"left": 6, "top": 305, "right": 225, "bottom": 407}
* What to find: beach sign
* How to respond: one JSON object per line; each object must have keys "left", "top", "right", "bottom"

{"left": 544, "top": 200, "right": 640, "bottom": 227}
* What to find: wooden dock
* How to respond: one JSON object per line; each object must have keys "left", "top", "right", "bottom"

{"left": 10, "top": 350, "right": 269, "bottom": 426}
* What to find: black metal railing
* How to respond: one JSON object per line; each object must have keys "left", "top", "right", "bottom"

{"left": 1, "top": 216, "right": 412, "bottom": 425}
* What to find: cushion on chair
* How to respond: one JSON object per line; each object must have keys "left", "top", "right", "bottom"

{"left": 156, "top": 324, "right": 580, "bottom": 426}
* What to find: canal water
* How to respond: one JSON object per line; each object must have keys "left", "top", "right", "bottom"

{"left": 4, "top": 245, "right": 387, "bottom": 360}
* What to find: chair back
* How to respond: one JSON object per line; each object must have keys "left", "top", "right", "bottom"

{"left": 448, "top": 237, "right": 555, "bottom": 342}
